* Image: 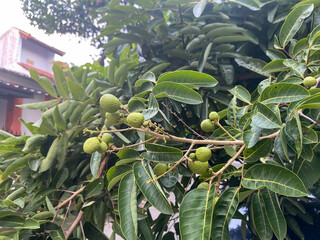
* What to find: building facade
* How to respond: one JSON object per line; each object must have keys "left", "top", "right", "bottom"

{"left": 0, "top": 28, "right": 64, "bottom": 135}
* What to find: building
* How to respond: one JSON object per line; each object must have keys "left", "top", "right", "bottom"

{"left": 0, "top": 27, "right": 65, "bottom": 135}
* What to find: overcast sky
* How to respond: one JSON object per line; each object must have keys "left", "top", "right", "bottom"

{"left": 0, "top": 0, "right": 100, "bottom": 66}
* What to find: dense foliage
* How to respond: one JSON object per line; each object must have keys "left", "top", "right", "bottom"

{"left": 2, "top": 0, "right": 320, "bottom": 239}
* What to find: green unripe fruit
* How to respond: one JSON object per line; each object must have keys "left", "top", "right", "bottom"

{"left": 209, "top": 111, "right": 219, "bottom": 121}
{"left": 197, "top": 182, "right": 209, "bottom": 190}
{"left": 105, "top": 112, "right": 121, "bottom": 124}
{"left": 303, "top": 76, "right": 317, "bottom": 88}
{"left": 188, "top": 161, "right": 208, "bottom": 174}
{"left": 153, "top": 163, "right": 168, "bottom": 176}
{"left": 196, "top": 147, "right": 212, "bottom": 162}
{"left": 102, "top": 133, "right": 113, "bottom": 145}
{"left": 189, "top": 153, "right": 196, "bottom": 160}
{"left": 83, "top": 137, "right": 100, "bottom": 154}
{"left": 200, "top": 119, "right": 215, "bottom": 133}
{"left": 100, "top": 94, "right": 120, "bottom": 113}
{"left": 127, "top": 112, "right": 145, "bottom": 128}
{"left": 98, "top": 141, "right": 108, "bottom": 154}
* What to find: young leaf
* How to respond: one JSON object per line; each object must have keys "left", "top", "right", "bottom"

{"left": 39, "top": 137, "right": 59, "bottom": 173}
{"left": 17, "top": 99, "right": 60, "bottom": 110}
{"left": 198, "top": 43, "right": 212, "bottom": 72}
{"left": 90, "top": 152, "right": 102, "bottom": 178}
{"left": 119, "top": 173, "right": 138, "bottom": 240}
{"left": 133, "top": 161, "right": 173, "bottom": 215}
{"left": 279, "top": 4, "right": 314, "bottom": 48}
{"left": 211, "top": 187, "right": 239, "bottom": 240}
{"left": 242, "top": 164, "right": 308, "bottom": 197}
{"left": 29, "top": 69, "right": 57, "bottom": 98}
{"left": 179, "top": 187, "right": 215, "bottom": 239}
{"left": 260, "top": 188, "right": 286, "bottom": 240}
{"left": 193, "top": 0, "right": 208, "bottom": 18}
{"left": 66, "top": 78, "right": 85, "bottom": 100}
{"left": 53, "top": 105, "right": 66, "bottom": 132}
{"left": 53, "top": 64, "right": 69, "bottom": 98}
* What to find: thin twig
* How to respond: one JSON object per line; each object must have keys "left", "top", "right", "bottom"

{"left": 161, "top": 102, "right": 206, "bottom": 139}
{"left": 80, "top": 220, "right": 86, "bottom": 240}
{"left": 112, "top": 138, "right": 156, "bottom": 151}
{"left": 208, "top": 145, "right": 246, "bottom": 181}
{"left": 65, "top": 201, "right": 89, "bottom": 239}
{"left": 215, "top": 121, "right": 237, "bottom": 141}
{"left": 55, "top": 186, "right": 86, "bottom": 211}
{"left": 215, "top": 173, "right": 222, "bottom": 194}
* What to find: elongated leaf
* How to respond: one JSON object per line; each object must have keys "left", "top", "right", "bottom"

{"left": 199, "top": 43, "right": 212, "bottom": 72}
{"left": 193, "top": 0, "right": 207, "bottom": 18}
{"left": 66, "top": 78, "right": 85, "bottom": 100}
{"left": 56, "top": 133, "right": 68, "bottom": 170}
{"left": 296, "top": 92, "right": 320, "bottom": 109}
{"left": 84, "top": 178, "right": 104, "bottom": 199}
{"left": 219, "top": 64, "right": 234, "bottom": 85}
{"left": 141, "top": 143, "right": 183, "bottom": 163}
{"left": 279, "top": 4, "right": 314, "bottom": 48}
{"left": 49, "top": 227, "right": 66, "bottom": 240}
{"left": 158, "top": 70, "right": 218, "bottom": 88}
{"left": 251, "top": 193, "right": 273, "bottom": 240}
{"left": 213, "top": 35, "right": 254, "bottom": 44}
{"left": 119, "top": 173, "right": 138, "bottom": 240}
{"left": 53, "top": 64, "right": 69, "bottom": 98}
{"left": 180, "top": 187, "right": 215, "bottom": 240}
{"left": 29, "top": 69, "right": 57, "bottom": 97}
{"left": 153, "top": 82, "right": 203, "bottom": 105}
{"left": 293, "top": 156, "right": 320, "bottom": 189}
{"left": 90, "top": 152, "right": 102, "bottom": 178}
{"left": 107, "top": 165, "right": 132, "bottom": 191}
{"left": 211, "top": 187, "right": 239, "bottom": 240}
{"left": 133, "top": 161, "right": 172, "bottom": 215}
{"left": 235, "top": 57, "right": 269, "bottom": 77}
{"left": 283, "top": 59, "right": 306, "bottom": 78}
{"left": 53, "top": 105, "right": 66, "bottom": 132}
{"left": 260, "top": 83, "right": 309, "bottom": 104}
{"left": 262, "top": 59, "right": 287, "bottom": 73}
{"left": 251, "top": 103, "right": 281, "bottom": 129}
{"left": 242, "top": 164, "right": 308, "bottom": 197}
{"left": 39, "top": 137, "right": 59, "bottom": 173}
{"left": 2, "top": 156, "right": 34, "bottom": 180}
{"left": 243, "top": 131, "right": 260, "bottom": 148}
{"left": 229, "top": 0, "right": 260, "bottom": 11}
{"left": 243, "top": 139, "right": 272, "bottom": 162}
{"left": 17, "top": 99, "right": 60, "bottom": 110}
{"left": 229, "top": 85, "right": 251, "bottom": 104}
{"left": 142, "top": 93, "right": 159, "bottom": 120}
{"left": 260, "top": 188, "right": 286, "bottom": 240}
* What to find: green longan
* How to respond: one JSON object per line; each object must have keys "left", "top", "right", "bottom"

{"left": 105, "top": 112, "right": 121, "bottom": 124}
{"left": 195, "top": 147, "right": 212, "bottom": 162}
{"left": 209, "top": 111, "right": 219, "bottom": 121}
{"left": 153, "top": 163, "right": 168, "bottom": 176}
{"left": 188, "top": 161, "right": 208, "bottom": 174}
{"left": 303, "top": 76, "right": 317, "bottom": 88}
{"left": 102, "top": 133, "right": 113, "bottom": 145}
{"left": 100, "top": 94, "right": 120, "bottom": 113}
{"left": 83, "top": 137, "right": 100, "bottom": 154}
{"left": 127, "top": 112, "right": 145, "bottom": 128}
{"left": 200, "top": 119, "right": 215, "bottom": 133}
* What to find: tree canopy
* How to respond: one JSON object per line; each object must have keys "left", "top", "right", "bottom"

{"left": 2, "top": 0, "right": 320, "bottom": 239}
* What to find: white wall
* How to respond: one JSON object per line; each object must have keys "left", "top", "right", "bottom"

{"left": 0, "top": 99, "right": 7, "bottom": 130}
{"left": 20, "top": 95, "right": 45, "bottom": 135}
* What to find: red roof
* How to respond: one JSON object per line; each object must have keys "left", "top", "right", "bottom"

{"left": 18, "top": 29, "right": 65, "bottom": 56}
{"left": 18, "top": 62, "right": 54, "bottom": 79}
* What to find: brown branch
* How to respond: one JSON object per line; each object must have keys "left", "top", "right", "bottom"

{"left": 112, "top": 138, "right": 156, "bottom": 151}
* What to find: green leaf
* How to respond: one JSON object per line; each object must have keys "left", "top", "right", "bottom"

{"left": 56, "top": 133, "right": 68, "bottom": 170}
{"left": 179, "top": 187, "right": 215, "bottom": 239}
{"left": 29, "top": 69, "right": 57, "bottom": 97}
{"left": 83, "top": 178, "right": 104, "bottom": 199}
{"left": 229, "top": 0, "right": 260, "bottom": 10}
{"left": 193, "top": 0, "right": 208, "bottom": 18}
{"left": 211, "top": 187, "right": 239, "bottom": 240}
{"left": 279, "top": 4, "right": 314, "bottom": 48}
{"left": 133, "top": 161, "right": 173, "bottom": 215}
{"left": 19, "top": 218, "right": 40, "bottom": 229}
{"left": 2, "top": 156, "right": 34, "bottom": 181}
{"left": 251, "top": 193, "right": 273, "bottom": 240}
{"left": 283, "top": 59, "right": 306, "bottom": 78}
{"left": 17, "top": 99, "right": 60, "bottom": 110}
{"left": 243, "top": 139, "right": 272, "bottom": 162}
{"left": 251, "top": 103, "right": 281, "bottom": 129}
{"left": 198, "top": 43, "right": 212, "bottom": 72}
{"left": 142, "top": 93, "right": 159, "bottom": 120}
{"left": 293, "top": 156, "right": 320, "bottom": 189}
{"left": 53, "top": 105, "right": 66, "bottom": 132}
{"left": 49, "top": 227, "right": 66, "bottom": 240}
{"left": 219, "top": 64, "right": 234, "bottom": 85}
{"left": 229, "top": 85, "right": 251, "bottom": 104}
{"left": 107, "top": 165, "right": 132, "bottom": 191}
{"left": 213, "top": 35, "right": 255, "bottom": 44}
{"left": 53, "top": 64, "right": 69, "bottom": 98}
{"left": 83, "top": 222, "right": 108, "bottom": 240}
{"left": 119, "top": 173, "right": 138, "bottom": 240}
{"left": 235, "top": 57, "right": 269, "bottom": 77}
{"left": 260, "top": 83, "right": 309, "bottom": 104}
{"left": 260, "top": 188, "right": 286, "bottom": 240}
{"left": 52, "top": 168, "right": 68, "bottom": 188}
{"left": 242, "top": 164, "right": 308, "bottom": 197}
{"left": 90, "top": 152, "right": 102, "bottom": 178}
{"left": 158, "top": 70, "right": 218, "bottom": 88}
{"left": 141, "top": 143, "right": 183, "bottom": 163}
{"left": 66, "top": 78, "right": 85, "bottom": 100}
{"left": 262, "top": 59, "right": 287, "bottom": 73}
{"left": 153, "top": 82, "right": 203, "bottom": 105}
{"left": 0, "top": 216, "right": 24, "bottom": 227}
{"left": 296, "top": 92, "right": 320, "bottom": 109}
{"left": 39, "top": 137, "right": 59, "bottom": 173}
{"left": 243, "top": 131, "right": 260, "bottom": 148}
{"left": 39, "top": 117, "right": 58, "bottom": 136}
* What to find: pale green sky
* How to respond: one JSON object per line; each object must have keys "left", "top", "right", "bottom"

{"left": 0, "top": 0, "right": 100, "bottom": 65}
